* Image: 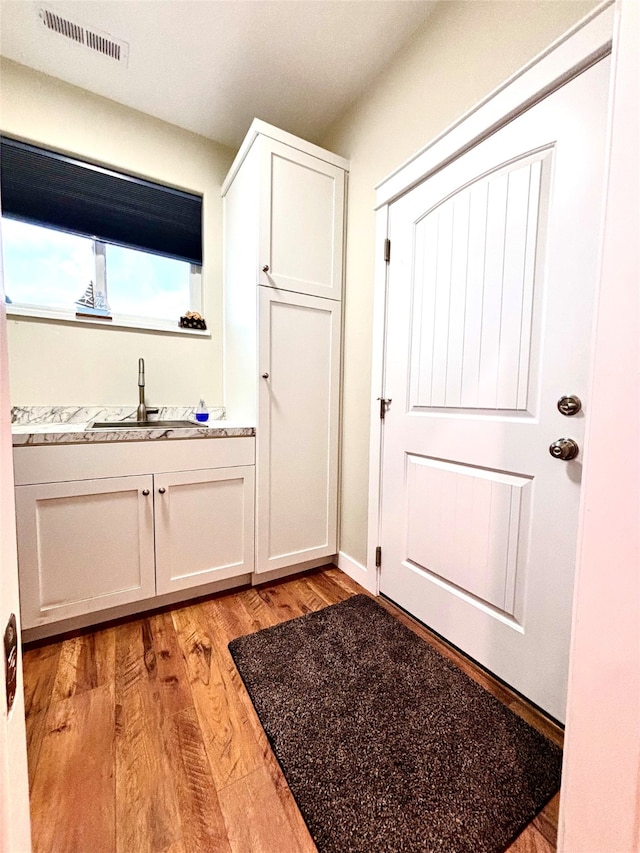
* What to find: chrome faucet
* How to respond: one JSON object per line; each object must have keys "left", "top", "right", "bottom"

{"left": 136, "top": 358, "right": 158, "bottom": 422}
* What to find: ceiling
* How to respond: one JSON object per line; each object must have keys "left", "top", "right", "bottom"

{"left": 0, "top": 0, "right": 437, "bottom": 150}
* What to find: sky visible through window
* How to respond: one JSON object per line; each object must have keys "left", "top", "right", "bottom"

{"left": 106, "top": 244, "right": 189, "bottom": 320}
{"left": 2, "top": 218, "right": 191, "bottom": 321}
{"left": 2, "top": 218, "right": 93, "bottom": 309}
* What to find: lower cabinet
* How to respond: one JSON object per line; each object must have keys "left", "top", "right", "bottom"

{"left": 154, "top": 466, "right": 255, "bottom": 595}
{"left": 13, "top": 439, "right": 256, "bottom": 631}
{"left": 15, "top": 474, "right": 156, "bottom": 629}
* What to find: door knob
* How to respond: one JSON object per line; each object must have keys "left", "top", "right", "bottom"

{"left": 557, "top": 395, "right": 582, "bottom": 416}
{"left": 549, "top": 438, "right": 579, "bottom": 460}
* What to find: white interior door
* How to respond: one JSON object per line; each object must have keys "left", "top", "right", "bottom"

{"left": 379, "top": 57, "right": 610, "bottom": 722}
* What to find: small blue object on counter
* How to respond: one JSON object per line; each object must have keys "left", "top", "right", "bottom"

{"left": 196, "top": 397, "right": 209, "bottom": 423}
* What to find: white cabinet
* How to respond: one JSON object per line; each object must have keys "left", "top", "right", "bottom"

{"left": 257, "top": 139, "right": 345, "bottom": 300}
{"left": 13, "top": 439, "right": 255, "bottom": 630}
{"left": 155, "top": 466, "right": 254, "bottom": 595}
{"left": 257, "top": 288, "right": 341, "bottom": 573}
{"left": 15, "top": 475, "right": 156, "bottom": 629}
{"left": 223, "top": 120, "right": 348, "bottom": 574}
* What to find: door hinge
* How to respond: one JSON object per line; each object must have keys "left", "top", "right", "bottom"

{"left": 377, "top": 397, "right": 391, "bottom": 419}
{"left": 375, "top": 546, "right": 382, "bottom": 568}
{"left": 384, "top": 238, "right": 391, "bottom": 263}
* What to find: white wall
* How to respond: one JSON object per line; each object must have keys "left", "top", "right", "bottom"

{"left": 0, "top": 59, "right": 235, "bottom": 410}
{"left": 319, "top": 0, "right": 599, "bottom": 566}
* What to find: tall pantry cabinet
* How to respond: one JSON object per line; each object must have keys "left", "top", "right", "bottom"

{"left": 222, "top": 120, "right": 348, "bottom": 576}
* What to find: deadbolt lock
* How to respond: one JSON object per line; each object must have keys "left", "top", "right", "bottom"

{"left": 549, "top": 438, "right": 579, "bottom": 461}
{"left": 557, "top": 395, "right": 582, "bottom": 416}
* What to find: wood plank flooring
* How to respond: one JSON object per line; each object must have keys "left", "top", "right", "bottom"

{"left": 22, "top": 566, "right": 563, "bottom": 853}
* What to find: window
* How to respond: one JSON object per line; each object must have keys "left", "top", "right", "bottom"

{"left": 2, "top": 218, "right": 198, "bottom": 325}
{"left": 2, "top": 219, "right": 95, "bottom": 310}
{"left": 104, "top": 244, "right": 195, "bottom": 322}
{"left": 0, "top": 136, "right": 204, "bottom": 331}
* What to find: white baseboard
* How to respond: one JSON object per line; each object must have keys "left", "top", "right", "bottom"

{"left": 22, "top": 572, "right": 253, "bottom": 644}
{"left": 335, "top": 551, "right": 378, "bottom": 595}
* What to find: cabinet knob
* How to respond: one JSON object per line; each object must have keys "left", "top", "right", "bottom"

{"left": 262, "top": 264, "right": 269, "bottom": 273}
{"left": 262, "top": 372, "right": 270, "bottom": 379}
{"left": 142, "top": 489, "right": 150, "bottom": 496}
{"left": 158, "top": 487, "right": 166, "bottom": 494}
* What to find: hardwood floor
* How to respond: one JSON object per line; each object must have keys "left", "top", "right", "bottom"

{"left": 22, "top": 566, "right": 562, "bottom": 853}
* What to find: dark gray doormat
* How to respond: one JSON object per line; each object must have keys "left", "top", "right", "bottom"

{"left": 228, "top": 594, "right": 562, "bottom": 853}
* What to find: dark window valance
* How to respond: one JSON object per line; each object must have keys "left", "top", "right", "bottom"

{"left": 0, "top": 136, "right": 203, "bottom": 265}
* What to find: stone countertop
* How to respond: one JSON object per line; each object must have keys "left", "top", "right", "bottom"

{"left": 12, "top": 422, "right": 255, "bottom": 446}
{"left": 11, "top": 406, "right": 255, "bottom": 447}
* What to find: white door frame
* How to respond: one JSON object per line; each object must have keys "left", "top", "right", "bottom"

{"left": 0, "top": 222, "right": 32, "bottom": 847}
{"left": 365, "top": 0, "right": 615, "bottom": 594}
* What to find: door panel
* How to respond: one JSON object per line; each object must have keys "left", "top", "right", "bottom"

{"left": 259, "top": 139, "right": 345, "bottom": 300}
{"left": 16, "top": 475, "right": 156, "bottom": 628}
{"left": 406, "top": 455, "right": 531, "bottom": 615}
{"left": 410, "top": 153, "right": 544, "bottom": 412}
{"left": 154, "top": 466, "right": 255, "bottom": 594}
{"left": 256, "top": 287, "right": 340, "bottom": 572}
{"left": 380, "top": 58, "right": 610, "bottom": 722}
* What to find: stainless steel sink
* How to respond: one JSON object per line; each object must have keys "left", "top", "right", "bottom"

{"left": 89, "top": 419, "right": 199, "bottom": 430}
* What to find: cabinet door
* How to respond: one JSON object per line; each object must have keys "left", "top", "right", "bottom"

{"left": 15, "top": 476, "right": 155, "bottom": 629}
{"left": 259, "top": 139, "right": 345, "bottom": 300}
{"left": 257, "top": 288, "right": 341, "bottom": 573}
{"left": 154, "top": 466, "right": 255, "bottom": 595}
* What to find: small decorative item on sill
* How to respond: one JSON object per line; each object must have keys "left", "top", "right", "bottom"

{"left": 179, "top": 311, "right": 207, "bottom": 330}
{"left": 75, "top": 280, "right": 112, "bottom": 319}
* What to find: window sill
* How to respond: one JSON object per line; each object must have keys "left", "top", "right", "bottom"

{"left": 6, "top": 305, "right": 210, "bottom": 337}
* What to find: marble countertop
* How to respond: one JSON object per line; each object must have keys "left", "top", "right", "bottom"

{"left": 11, "top": 406, "right": 255, "bottom": 446}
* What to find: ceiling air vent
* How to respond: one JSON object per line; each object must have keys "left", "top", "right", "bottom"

{"left": 38, "top": 7, "right": 129, "bottom": 65}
